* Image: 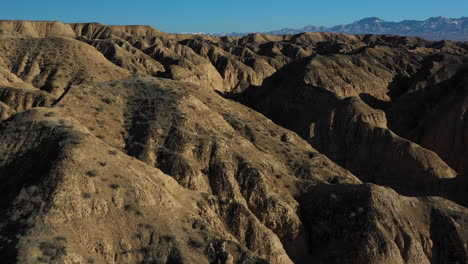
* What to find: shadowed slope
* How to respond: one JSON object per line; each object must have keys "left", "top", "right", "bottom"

{"left": 56, "top": 75, "right": 359, "bottom": 263}
{"left": 0, "top": 107, "right": 288, "bottom": 264}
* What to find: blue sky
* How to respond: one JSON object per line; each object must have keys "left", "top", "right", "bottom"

{"left": 1, "top": 0, "right": 467, "bottom": 33}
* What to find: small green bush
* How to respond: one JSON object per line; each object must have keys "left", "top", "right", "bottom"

{"left": 188, "top": 239, "right": 204, "bottom": 248}
{"left": 101, "top": 98, "right": 114, "bottom": 104}
{"left": 161, "top": 235, "right": 176, "bottom": 242}
{"left": 86, "top": 170, "right": 98, "bottom": 177}
{"left": 95, "top": 106, "right": 104, "bottom": 113}
{"left": 124, "top": 204, "right": 142, "bottom": 216}
{"left": 138, "top": 223, "right": 154, "bottom": 230}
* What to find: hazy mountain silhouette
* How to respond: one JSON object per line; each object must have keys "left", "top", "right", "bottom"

{"left": 209, "top": 17, "right": 468, "bottom": 41}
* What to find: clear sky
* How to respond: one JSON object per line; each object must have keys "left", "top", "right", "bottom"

{"left": 1, "top": 0, "right": 467, "bottom": 33}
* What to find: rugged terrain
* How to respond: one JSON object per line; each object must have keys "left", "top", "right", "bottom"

{"left": 0, "top": 20, "right": 467, "bottom": 263}
{"left": 210, "top": 17, "right": 468, "bottom": 41}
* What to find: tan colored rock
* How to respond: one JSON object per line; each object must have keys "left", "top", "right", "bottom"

{"left": 301, "top": 183, "right": 468, "bottom": 264}
{"left": 0, "top": 107, "right": 288, "bottom": 264}
{"left": 0, "top": 36, "right": 130, "bottom": 96}
{"left": 0, "top": 101, "right": 14, "bottom": 120}
{"left": 0, "top": 20, "right": 75, "bottom": 38}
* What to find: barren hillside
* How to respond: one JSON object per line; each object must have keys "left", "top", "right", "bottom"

{"left": 0, "top": 20, "right": 467, "bottom": 263}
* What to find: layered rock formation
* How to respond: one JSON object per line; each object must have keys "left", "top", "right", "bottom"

{"left": 238, "top": 38, "right": 468, "bottom": 205}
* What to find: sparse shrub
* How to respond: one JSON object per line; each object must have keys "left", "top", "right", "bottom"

{"left": 54, "top": 237, "right": 67, "bottom": 242}
{"left": 134, "top": 232, "right": 144, "bottom": 240}
{"left": 138, "top": 223, "right": 154, "bottom": 230}
{"left": 86, "top": 170, "right": 98, "bottom": 177}
{"left": 95, "top": 105, "right": 104, "bottom": 113}
{"left": 188, "top": 238, "right": 204, "bottom": 248}
{"left": 44, "top": 111, "right": 56, "bottom": 117}
{"left": 108, "top": 150, "right": 118, "bottom": 155}
{"left": 269, "top": 129, "right": 278, "bottom": 137}
{"left": 82, "top": 192, "right": 92, "bottom": 199}
{"left": 87, "top": 257, "right": 95, "bottom": 263}
{"left": 244, "top": 125, "right": 256, "bottom": 142}
{"left": 191, "top": 219, "right": 207, "bottom": 231}
{"left": 38, "top": 240, "right": 66, "bottom": 259}
{"left": 109, "top": 183, "right": 120, "bottom": 189}
{"left": 124, "top": 204, "right": 142, "bottom": 216}
{"left": 99, "top": 161, "right": 107, "bottom": 167}
{"left": 58, "top": 119, "right": 74, "bottom": 129}
{"left": 161, "top": 235, "right": 176, "bottom": 242}
{"left": 281, "top": 133, "right": 292, "bottom": 142}
{"left": 138, "top": 247, "right": 149, "bottom": 254}
{"left": 101, "top": 97, "right": 114, "bottom": 104}
{"left": 96, "top": 134, "right": 105, "bottom": 139}
{"left": 37, "top": 257, "right": 48, "bottom": 263}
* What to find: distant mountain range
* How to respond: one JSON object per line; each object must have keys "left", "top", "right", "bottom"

{"left": 187, "top": 17, "right": 468, "bottom": 41}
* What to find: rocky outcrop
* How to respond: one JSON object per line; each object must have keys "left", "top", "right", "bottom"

{"left": 385, "top": 55, "right": 468, "bottom": 177}
{"left": 1, "top": 76, "right": 467, "bottom": 264}
{"left": 0, "top": 101, "right": 14, "bottom": 120}
{"left": 238, "top": 39, "right": 466, "bottom": 202}
{"left": 56, "top": 75, "right": 359, "bottom": 263}
{"left": 139, "top": 38, "right": 226, "bottom": 91}
{"left": 0, "top": 20, "right": 76, "bottom": 38}
{"left": 70, "top": 23, "right": 165, "bottom": 39}
{"left": 319, "top": 97, "right": 456, "bottom": 197}
{"left": 0, "top": 86, "right": 55, "bottom": 111}
{"left": 79, "top": 37, "right": 165, "bottom": 75}
{"left": 0, "top": 107, "right": 290, "bottom": 264}
{"left": 0, "top": 36, "right": 129, "bottom": 96}
{"left": 179, "top": 39, "right": 277, "bottom": 92}
{"left": 300, "top": 183, "right": 468, "bottom": 264}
